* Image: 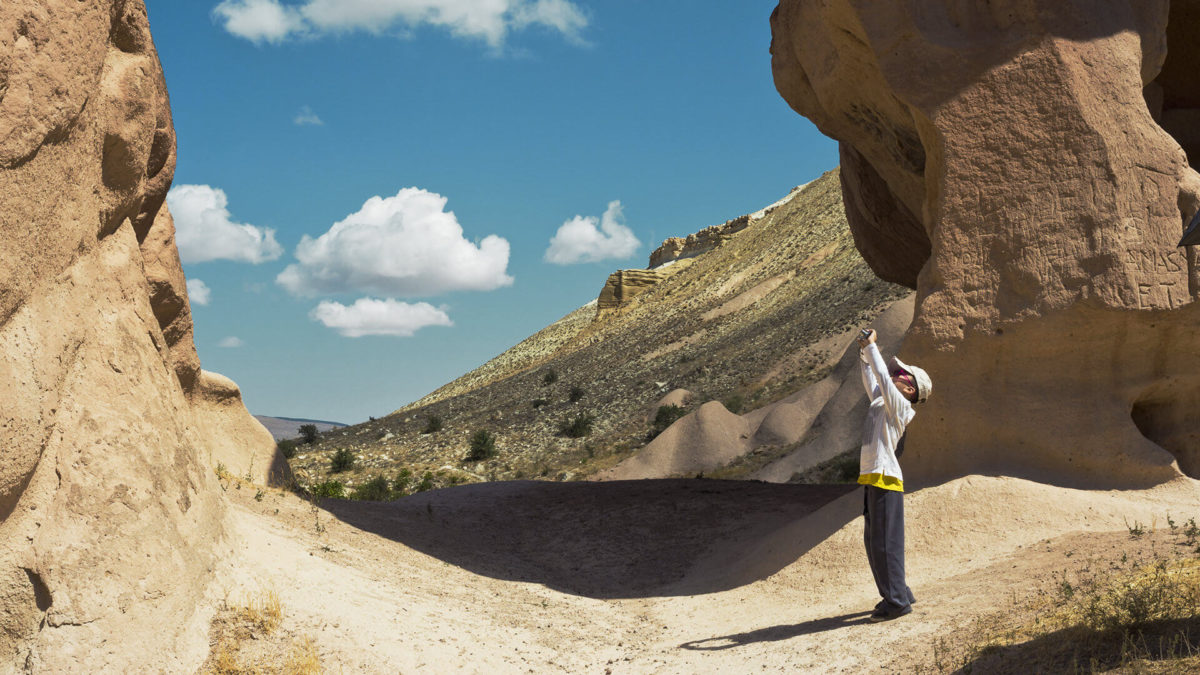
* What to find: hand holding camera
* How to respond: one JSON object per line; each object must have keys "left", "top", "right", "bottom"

{"left": 857, "top": 328, "right": 876, "bottom": 348}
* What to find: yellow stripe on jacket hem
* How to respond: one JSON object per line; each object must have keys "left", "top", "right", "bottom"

{"left": 858, "top": 473, "right": 904, "bottom": 492}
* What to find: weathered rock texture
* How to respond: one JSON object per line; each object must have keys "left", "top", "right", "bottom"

{"left": 771, "top": 0, "right": 1200, "bottom": 487}
{"left": 649, "top": 217, "right": 752, "bottom": 268}
{"left": 596, "top": 269, "right": 666, "bottom": 318}
{"left": 0, "top": 1, "right": 283, "bottom": 669}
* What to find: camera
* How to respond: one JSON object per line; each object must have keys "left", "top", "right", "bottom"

{"left": 859, "top": 328, "right": 873, "bottom": 340}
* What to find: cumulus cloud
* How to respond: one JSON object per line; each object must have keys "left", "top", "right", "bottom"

{"left": 276, "top": 187, "right": 513, "bottom": 297}
{"left": 187, "top": 279, "right": 212, "bottom": 306}
{"left": 294, "top": 104, "right": 323, "bottom": 126}
{"left": 167, "top": 185, "right": 284, "bottom": 264}
{"left": 212, "top": 0, "right": 588, "bottom": 47}
{"left": 310, "top": 298, "right": 453, "bottom": 337}
{"left": 213, "top": 0, "right": 306, "bottom": 44}
{"left": 218, "top": 336, "right": 245, "bottom": 348}
{"left": 544, "top": 200, "right": 641, "bottom": 265}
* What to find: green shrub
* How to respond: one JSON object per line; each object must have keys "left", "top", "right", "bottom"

{"left": 298, "top": 424, "right": 319, "bottom": 444}
{"left": 351, "top": 475, "right": 392, "bottom": 501}
{"left": 277, "top": 439, "right": 298, "bottom": 459}
{"left": 531, "top": 398, "right": 548, "bottom": 409}
{"left": 648, "top": 404, "right": 687, "bottom": 440}
{"left": 310, "top": 480, "right": 345, "bottom": 499}
{"left": 723, "top": 394, "right": 745, "bottom": 415}
{"left": 466, "top": 430, "right": 497, "bottom": 462}
{"left": 559, "top": 414, "right": 595, "bottom": 438}
{"left": 414, "top": 471, "right": 434, "bottom": 493}
{"left": 542, "top": 368, "right": 558, "bottom": 385}
{"left": 422, "top": 415, "right": 443, "bottom": 434}
{"left": 330, "top": 448, "right": 355, "bottom": 473}
{"left": 393, "top": 468, "right": 413, "bottom": 496}
{"left": 568, "top": 386, "right": 585, "bottom": 403}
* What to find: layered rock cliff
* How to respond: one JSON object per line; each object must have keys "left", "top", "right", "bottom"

{"left": 0, "top": 1, "right": 283, "bottom": 669}
{"left": 771, "top": 0, "right": 1200, "bottom": 486}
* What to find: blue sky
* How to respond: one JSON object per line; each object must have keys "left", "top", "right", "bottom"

{"left": 144, "top": 0, "right": 838, "bottom": 424}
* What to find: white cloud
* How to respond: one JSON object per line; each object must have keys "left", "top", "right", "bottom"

{"left": 310, "top": 298, "right": 453, "bottom": 337}
{"left": 276, "top": 187, "right": 513, "bottom": 297}
{"left": 187, "top": 279, "right": 212, "bottom": 306}
{"left": 218, "top": 336, "right": 245, "bottom": 348}
{"left": 167, "top": 185, "right": 284, "bottom": 264}
{"left": 213, "top": 0, "right": 588, "bottom": 47}
{"left": 544, "top": 200, "right": 641, "bottom": 265}
{"left": 294, "top": 105, "right": 323, "bottom": 126}
{"left": 213, "top": 0, "right": 306, "bottom": 44}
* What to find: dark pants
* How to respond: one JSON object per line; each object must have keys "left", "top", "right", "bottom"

{"left": 863, "top": 485, "right": 913, "bottom": 612}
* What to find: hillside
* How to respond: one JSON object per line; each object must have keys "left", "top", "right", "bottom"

{"left": 288, "top": 170, "right": 910, "bottom": 492}
{"left": 253, "top": 415, "right": 347, "bottom": 441}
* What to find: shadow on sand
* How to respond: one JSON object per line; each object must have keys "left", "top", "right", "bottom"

{"left": 680, "top": 612, "right": 873, "bottom": 650}
{"left": 322, "top": 479, "right": 859, "bottom": 599}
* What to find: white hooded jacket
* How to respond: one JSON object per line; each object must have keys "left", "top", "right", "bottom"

{"left": 858, "top": 342, "right": 915, "bottom": 492}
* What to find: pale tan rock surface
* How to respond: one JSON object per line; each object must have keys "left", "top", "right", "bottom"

{"left": 0, "top": 0, "right": 282, "bottom": 669}
{"left": 771, "top": 0, "right": 1200, "bottom": 488}
{"left": 596, "top": 268, "right": 666, "bottom": 316}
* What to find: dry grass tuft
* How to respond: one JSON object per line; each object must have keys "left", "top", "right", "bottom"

{"left": 235, "top": 588, "right": 283, "bottom": 635}
{"left": 203, "top": 588, "right": 321, "bottom": 674}
{"left": 283, "top": 636, "right": 322, "bottom": 675}
{"left": 921, "top": 525, "right": 1200, "bottom": 674}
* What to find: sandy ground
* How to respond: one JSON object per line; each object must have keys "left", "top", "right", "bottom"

{"left": 213, "top": 474, "right": 1200, "bottom": 673}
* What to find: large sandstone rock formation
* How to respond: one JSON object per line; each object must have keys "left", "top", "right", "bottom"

{"left": 0, "top": 1, "right": 284, "bottom": 669}
{"left": 771, "top": 0, "right": 1200, "bottom": 487}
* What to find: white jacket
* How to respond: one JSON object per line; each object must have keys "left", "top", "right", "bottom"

{"left": 858, "top": 342, "right": 915, "bottom": 491}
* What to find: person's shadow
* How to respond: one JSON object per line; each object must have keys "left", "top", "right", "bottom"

{"left": 680, "top": 612, "right": 872, "bottom": 651}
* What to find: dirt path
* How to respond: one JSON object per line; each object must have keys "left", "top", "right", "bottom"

{"left": 213, "top": 475, "right": 1200, "bottom": 673}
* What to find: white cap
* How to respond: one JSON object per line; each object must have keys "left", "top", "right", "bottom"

{"left": 890, "top": 356, "right": 932, "bottom": 403}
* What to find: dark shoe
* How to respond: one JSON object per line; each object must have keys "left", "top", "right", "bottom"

{"left": 869, "top": 605, "right": 912, "bottom": 623}
{"left": 874, "top": 593, "right": 915, "bottom": 613}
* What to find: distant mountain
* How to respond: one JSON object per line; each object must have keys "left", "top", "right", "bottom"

{"left": 254, "top": 415, "right": 347, "bottom": 441}
{"left": 288, "top": 170, "right": 910, "bottom": 491}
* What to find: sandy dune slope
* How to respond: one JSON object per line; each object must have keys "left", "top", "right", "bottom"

{"left": 216, "top": 473, "right": 1200, "bottom": 673}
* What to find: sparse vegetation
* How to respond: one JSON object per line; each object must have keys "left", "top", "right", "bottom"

{"left": 277, "top": 439, "right": 298, "bottom": 459}
{"left": 922, "top": 524, "right": 1200, "bottom": 673}
{"left": 723, "top": 393, "right": 745, "bottom": 414}
{"left": 309, "top": 480, "right": 345, "bottom": 499}
{"left": 204, "top": 588, "right": 321, "bottom": 675}
{"left": 568, "top": 385, "right": 585, "bottom": 403}
{"left": 330, "top": 448, "right": 355, "bottom": 473}
{"left": 542, "top": 367, "right": 558, "bottom": 385}
{"left": 422, "top": 415, "right": 443, "bottom": 434}
{"left": 648, "top": 404, "right": 687, "bottom": 440}
{"left": 531, "top": 398, "right": 548, "bottom": 409}
{"left": 1127, "top": 518, "right": 1148, "bottom": 539}
{"left": 466, "top": 429, "right": 497, "bottom": 462}
{"left": 298, "top": 424, "right": 319, "bottom": 444}
{"left": 559, "top": 414, "right": 595, "bottom": 438}
{"left": 350, "top": 474, "right": 392, "bottom": 501}
{"left": 788, "top": 449, "right": 861, "bottom": 484}
{"left": 393, "top": 468, "right": 413, "bottom": 495}
{"left": 414, "top": 471, "right": 434, "bottom": 492}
